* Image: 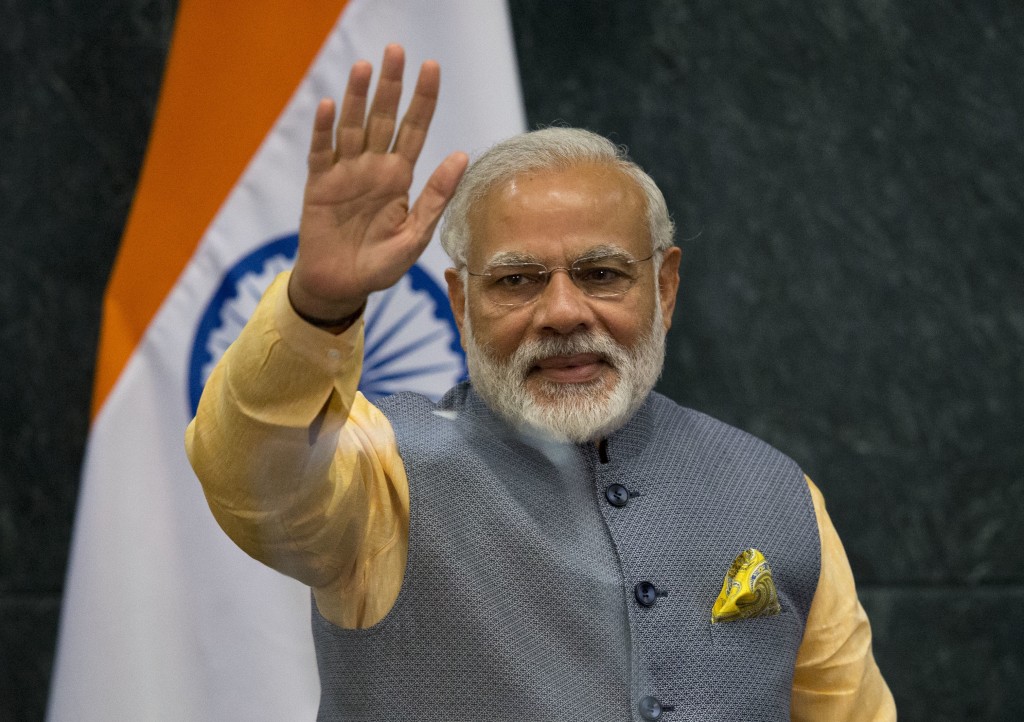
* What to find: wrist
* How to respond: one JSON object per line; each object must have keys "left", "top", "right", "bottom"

{"left": 291, "top": 301, "right": 365, "bottom": 332}
{"left": 287, "top": 272, "right": 367, "bottom": 333}
{"left": 287, "top": 285, "right": 365, "bottom": 335}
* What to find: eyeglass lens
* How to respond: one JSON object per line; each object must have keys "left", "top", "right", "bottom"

{"left": 478, "top": 256, "right": 647, "bottom": 306}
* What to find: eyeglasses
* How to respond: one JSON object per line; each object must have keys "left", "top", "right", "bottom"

{"left": 466, "top": 253, "right": 654, "bottom": 307}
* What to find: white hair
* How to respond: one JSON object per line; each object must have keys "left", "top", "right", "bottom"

{"left": 440, "top": 127, "right": 676, "bottom": 267}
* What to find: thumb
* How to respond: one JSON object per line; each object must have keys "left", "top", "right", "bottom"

{"left": 407, "top": 152, "right": 469, "bottom": 242}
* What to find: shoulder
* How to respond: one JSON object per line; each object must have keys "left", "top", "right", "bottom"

{"left": 373, "top": 383, "right": 475, "bottom": 446}
{"left": 374, "top": 391, "right": 436, "bottom": 417}
{"left": 374, "top": 383, "right": 461, "bottom": 416}
{"left": 646, "top": 392, "right": 802, "bottom": 472}
{"left": 635, "top": 393, "right": 811, "bottom": 512}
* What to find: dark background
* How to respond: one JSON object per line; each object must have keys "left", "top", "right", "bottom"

{"left": 2, "top": 0, "right": 1022, "bottom": 719}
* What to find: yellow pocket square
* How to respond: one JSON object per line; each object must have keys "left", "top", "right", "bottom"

{"left": 711, "top": 548, "right": 781, "bottom": 624}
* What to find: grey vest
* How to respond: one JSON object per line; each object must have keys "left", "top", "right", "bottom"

{"left": 313, "top": 385, "right": 820, "bottom": 721}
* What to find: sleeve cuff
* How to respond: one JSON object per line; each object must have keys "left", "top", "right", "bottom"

{"left": 271, "top": 271, "right": 364, "bottom": 377}
{"left": 218, "top": 271, "right": 365, "bottom": 426}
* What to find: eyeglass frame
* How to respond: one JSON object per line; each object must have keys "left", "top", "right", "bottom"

{"left": 462, "top": 250, "right": 657, "bottom": 307}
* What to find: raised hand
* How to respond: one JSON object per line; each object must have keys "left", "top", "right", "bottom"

{"left": 289, "top": 44, "right": 469, "bottom": 326}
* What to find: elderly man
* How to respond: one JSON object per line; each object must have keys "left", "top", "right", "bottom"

{"left": 186, "top": 45, "right": 894, "bottom": 721}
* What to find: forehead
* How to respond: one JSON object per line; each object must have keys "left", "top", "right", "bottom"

{"left": 466, "top": 162, "right": 650, "bottom": 265}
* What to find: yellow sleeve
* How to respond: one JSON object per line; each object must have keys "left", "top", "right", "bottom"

{"left": 184, "top": 271, "right": 410, "bottom": 629}
{"left": 790, "top": 477, "right": 896, "bottom": 720}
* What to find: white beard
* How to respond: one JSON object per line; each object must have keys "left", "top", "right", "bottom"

{"left": 463, "top": 302, "right": 666, "bottom": 444}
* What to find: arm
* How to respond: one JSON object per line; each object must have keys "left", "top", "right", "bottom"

{"left": 185, "top": 45, "right": 467, "bottom": 628}
{"left": 185, "top": 272, "right": 410, "bottom": 628}
{"left": 790, "top": 478, "right": 897, "bottom": 720}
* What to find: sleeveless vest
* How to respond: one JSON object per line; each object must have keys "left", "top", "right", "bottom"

{"left": 313, "top": 385, "right": 820, "bottom": 721}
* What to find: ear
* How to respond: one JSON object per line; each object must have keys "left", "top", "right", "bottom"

{"left": 444, "top": 268, "right": 467, "bottom": 346}
{"left": 657, "top": 246, "right": 682, "bottom": 333}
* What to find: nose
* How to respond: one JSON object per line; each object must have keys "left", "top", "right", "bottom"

{"left": 532, "top": 268, "right": 596, "bottom": 334}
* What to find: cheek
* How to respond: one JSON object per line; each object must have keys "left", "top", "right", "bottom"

{"left": 466, "top": 304, "right": 530, "bottom": 357}
{"left": 603, "top": 298, "right": 656, "bottom": 347}
{"left": 606, "top": 318, "right": 643, "bottom": 348}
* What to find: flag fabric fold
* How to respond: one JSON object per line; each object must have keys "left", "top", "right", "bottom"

{"left": 49, "top": 1, "right": 525, "bottom": 718}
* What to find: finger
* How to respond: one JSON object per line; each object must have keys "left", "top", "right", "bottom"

{"left": 406, "top": 151, "right": 469, "bottom": 244}
{"left": 393, "top": 60, "right": 440, "bottom": 164}
{"left": 364, "top": 44, "right": 405, "bottom": 153}
{"left": 336, "top": 60, "right": 372, "bottom": 159}
{"left": 307, "top": 99, "right": 337, "bottom": 174}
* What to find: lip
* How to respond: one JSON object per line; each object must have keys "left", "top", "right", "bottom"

{"left": 530, "top": 353, "right": 609, "bottom": 384}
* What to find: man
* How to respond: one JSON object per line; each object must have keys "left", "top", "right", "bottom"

{"left": 186, "top": 45, "right": 894, "bottom": 720}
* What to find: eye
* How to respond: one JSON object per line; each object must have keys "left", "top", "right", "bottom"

{"left": 495, "top": 273, "right": 528, "bottom": 287}
{"left": 577, "top": 265, "right": 628, "bottom": 285}
{"left": 492, "top": 267, "right": 543, "bottom": 288}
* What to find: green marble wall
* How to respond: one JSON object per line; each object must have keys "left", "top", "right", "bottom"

{"left": 1, "top": 0, "right": 1021, "bottom": 719}
{"left": 1, "top": 1, "right": 175, "bottom": 718}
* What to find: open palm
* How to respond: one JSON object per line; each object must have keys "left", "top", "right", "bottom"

{"left": 290, "top": 44, "right": 468, "bottom": 326}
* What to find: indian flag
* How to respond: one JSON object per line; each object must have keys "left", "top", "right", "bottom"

{"left": 47, "top": 1, "right": 525, "bottom": 719}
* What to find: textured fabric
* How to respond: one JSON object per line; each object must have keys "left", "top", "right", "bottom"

{"left": 187, "top": 273, "right": 896, "bottom": 720}
{"left": 313, "top": 383, "right": 819, "bottom": 721}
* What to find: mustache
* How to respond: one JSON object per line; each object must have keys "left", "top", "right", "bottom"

{"left": 514, "top": 332, "right": 621, "bottom": 369}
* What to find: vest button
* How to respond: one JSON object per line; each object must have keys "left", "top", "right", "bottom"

{"left": 604, "top": 483, "right": 631, "bottom": 507}
{"left": 638, "top": 695, "right": 663, "bottom": 720}
{"left": 634, "top": 581, "right": 660, "bottom": 607}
